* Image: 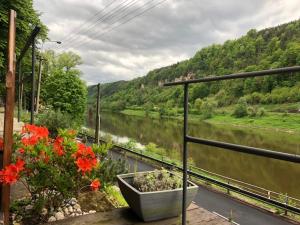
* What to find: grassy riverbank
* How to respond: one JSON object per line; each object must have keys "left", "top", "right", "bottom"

{"left": 120, "top": 108, "right": 300, "bottom": 133}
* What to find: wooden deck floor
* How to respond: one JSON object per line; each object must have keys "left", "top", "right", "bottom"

{"left": 49, "top": 203, "right": 231, "bottom": 225}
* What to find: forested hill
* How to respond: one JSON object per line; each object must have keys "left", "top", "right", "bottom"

{"left": 88, "top": 19, "right": 300, "bottom": 111}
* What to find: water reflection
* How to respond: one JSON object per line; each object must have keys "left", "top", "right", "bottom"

{"left": 87, "top": 112, "right": 300, "bottom": 198}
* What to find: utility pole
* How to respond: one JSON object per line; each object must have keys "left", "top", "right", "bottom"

{"left": 95, "top": 83, "right": 100, "bottom": 145}
{"left": 17, "top": 26, "right": 40, "bottom": 123}
{"left": 36, "top": 56, "right": 44, "bottom": 113}
{"left": 30, "top": 38, "right": 36, "bottom": 124}
{"left": 3, "top": 10, "right": 16, "bottom": 225}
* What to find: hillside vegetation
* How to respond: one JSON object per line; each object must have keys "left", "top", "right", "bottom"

{"left": 88, "top": 19, "right": 300, "bottom": 127}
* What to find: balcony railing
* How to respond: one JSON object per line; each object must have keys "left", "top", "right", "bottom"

{"left": 163, "top": 65, "right": 300, "bottom": 225}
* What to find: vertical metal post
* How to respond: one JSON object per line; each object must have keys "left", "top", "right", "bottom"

{"left": 36, "top": 57, "right": 43, "bottom": 113}
{"left": 17, "top": 62, "right": 21, "bottom": 122}
{"left": 30, "top": 38, "right": 36, "bottom": 124}
{"left": 285, "top": 194, "right": 288, "bottom": 215}
{"left": 95, "top": 83, "right": 100, "bottom": 145}
{"left": 182, "top": 83, "right": 188, "bottom": 225}
{"left": 2, "top": 9, "right": 16, "bottom": 225}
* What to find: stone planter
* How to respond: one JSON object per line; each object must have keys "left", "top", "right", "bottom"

{"left": 117, "top": 171, "right": 198, "bottom": 222}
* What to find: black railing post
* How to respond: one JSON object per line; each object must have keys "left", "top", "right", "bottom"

{"left": 182, "top": 83, "right": 189, "bottom": 225}
{"left": 30, "top": 38, "right": 35, "bottom": 124}
{"left": 95, "top": 83, "right": 100, "bottom": 144}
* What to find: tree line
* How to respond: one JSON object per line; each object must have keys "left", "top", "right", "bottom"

{"left": 89, "top": 19, "right": 300, "bottom": 115}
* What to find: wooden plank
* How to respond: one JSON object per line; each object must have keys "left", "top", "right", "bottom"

{"left": 48, "top": 204, "right": 231, "bottom": 225}
{"left": 2, "top": 9, "right": 17, "bottom": 225}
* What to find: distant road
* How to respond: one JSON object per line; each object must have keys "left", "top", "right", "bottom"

{"left": 110, "top": 150, "right": 296, "bottom": 225}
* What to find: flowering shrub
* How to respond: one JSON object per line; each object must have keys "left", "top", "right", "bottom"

{"left": 0, "top": 124, "right": 106, "bottom": 222}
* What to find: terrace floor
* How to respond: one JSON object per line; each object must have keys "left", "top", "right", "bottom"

{"left": 47, "top": 203, "right": 231, "bottom": 225}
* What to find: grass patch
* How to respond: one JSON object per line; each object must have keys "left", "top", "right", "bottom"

{"left": 120, "top": 108, "right": 300, "bottom": 133}
{"left": 105, "top": 186, "right": 128, "bottom": 208}
{"left": 207, "top": 113, "right": 300, "bottom": 132}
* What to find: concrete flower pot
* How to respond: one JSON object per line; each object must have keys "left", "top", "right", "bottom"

{"left": 117, "top": 171, "right": 198, "bottom": 222}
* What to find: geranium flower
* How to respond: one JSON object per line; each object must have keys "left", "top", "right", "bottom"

{"left": 90, "top": 179, "right": 101, "bottom": 191}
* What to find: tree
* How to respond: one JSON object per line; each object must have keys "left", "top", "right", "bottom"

{"left": 191, "top": 84, "right": 209, "bottom": 101}
{"left": 233, "top": 98, "right": 248, "bottom": 118}
{"left": 56, "top": 51, "right": 82, "bottom": 72}
{"left": 0, "top": 0, "right": 47, "bottom": 71}
{"left": 41, "top": 52, "right": 87, "bottom": 123}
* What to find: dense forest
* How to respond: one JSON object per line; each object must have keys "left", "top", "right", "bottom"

{"left": 88, "top": 19, "right": 300, "bottom": 118}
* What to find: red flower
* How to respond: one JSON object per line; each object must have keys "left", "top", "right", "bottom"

{"left": 73, "top": 143, "right": 98, "bottom": 174}
{"left": 21, "top": 136, "right": 38, "bottom": 146}
{"left": 18, "top": 148, "right": 25, "bottom": 154}
{"left": 76, "top": 158, "right": 93, "bottom": 174}
{"left": 90, "top": 179, "right": 101, "bottom": 191}
{"left": 0, "top": 159, "right": 25, "bottom": 184}
{"left": 0, "top": 138, "right": 4, "bottom": 150}
{"left": 73, "top": 143, "right": 95, "bottom": 159}
{"left": 22, "top": 124, "right": 49, "bottom": 139}
{"left": 53, "top": 137, "right": 64, "bottom": 156}
{"left": 15, "top": 158, "right": 25, "bottom": 172}
{"left": 21, "top": 124, "right": 49, "bottom": 147}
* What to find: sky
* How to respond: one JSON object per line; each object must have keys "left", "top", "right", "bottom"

{"left": 34, "top": 0, "right": 300, "bottom": 85}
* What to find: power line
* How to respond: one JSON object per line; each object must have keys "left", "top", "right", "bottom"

{"left": 57, "top": 0, "right": 138, "bottom": 49}
{"left": 64, "top": 0, "right": 167, "bottom": 50}
{"left": 59, "top": 0, "right": 116, "bottom": 43}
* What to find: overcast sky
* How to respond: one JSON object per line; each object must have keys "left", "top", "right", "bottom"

{"left": 34, "top": 0, "right": 300, "bottom": 85}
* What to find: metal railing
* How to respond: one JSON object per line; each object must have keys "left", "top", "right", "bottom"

{"left": 78, "top": 132, "right": 300, "bottom": 216}
{"left": 163, "top": 65, "right": 300, "bottom": 225}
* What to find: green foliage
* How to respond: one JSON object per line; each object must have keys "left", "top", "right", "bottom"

{"left": 0, "top": 0, "right": 47, "bottom": 72}
{"left": 199, "top": 99, "right": 217, "bottom": 119}
{"left": 41, "top": 52, "right": 87, "bottom": 123}
{"left": 11, "top": 127, "right": 108, "bottom": 223}
{"left": 88, "top": 19, "right": 300, "bottom": 113}
{"left": 0, "top": 0, "right": 48, "bottom": 104}
{"left": 233, "top": 98, "right": 248, "bottom": 118}
{"left": 35, "top": 110, "right": 77, "bottom": 137}
{"left": 133, "top": 169, "right": 182, "bottom": 192}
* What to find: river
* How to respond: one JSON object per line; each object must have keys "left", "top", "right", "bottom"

{"left": 87, "top": 111, "right": 300, "bottom": 199}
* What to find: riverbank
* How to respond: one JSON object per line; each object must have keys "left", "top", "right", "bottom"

{"left": 120, "top": 109, "right": 300, "bottom": 133}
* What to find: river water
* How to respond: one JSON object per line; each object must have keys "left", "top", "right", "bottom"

{"left": 87, "top": 112, "right": 300, "bottom": 198}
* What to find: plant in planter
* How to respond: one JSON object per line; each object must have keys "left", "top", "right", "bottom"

{"left": 117, "top": 169, "right": 198, "bottom": 222}
{"left": 0, "top": 124, "right": 108, "bottom": 224}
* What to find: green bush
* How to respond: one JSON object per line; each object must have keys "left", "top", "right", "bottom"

{"left": 257, "top": 107, "right": 266, "bottom": 117}
{"left": 200, "top": 99, "right": 217, "bottom": 119}
{"left": 133, "top": 169, "right": 182, "bottom": 192}
{"left": 36, "top": 110, "right": 77, "bottom": 137}
{"left": 233, "top": 98, "right": 248, "bottom": 118}
{"left": 247, "top": 106, "right": 257, "bottom": 117}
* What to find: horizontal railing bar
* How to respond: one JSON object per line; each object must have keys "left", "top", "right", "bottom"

{"left": 77, "top": 132, "right": 300, "bottom": 213}
{"left": 186, "top": 136, "right": 300, "bottom": 163}
{"left": 163, "top": 66, "right": 300, "bottom": 86}
{"left": 112, "top": 143, "right": 300, "bottom": 214}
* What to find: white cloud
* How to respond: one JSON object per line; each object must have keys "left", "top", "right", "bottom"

{"left": 34, "top": 0, "right": 300, "bottom": 85}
